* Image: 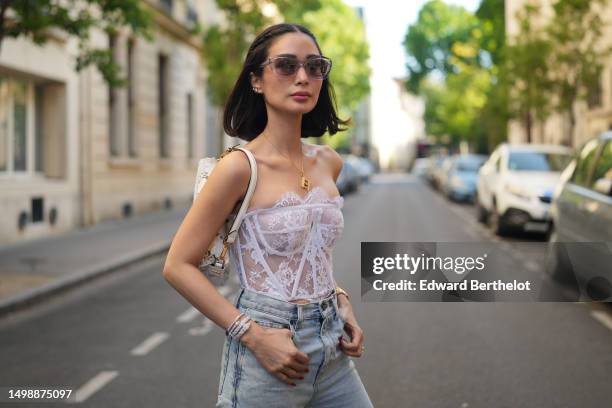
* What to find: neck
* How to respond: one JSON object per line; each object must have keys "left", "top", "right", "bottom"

{"left": 260, "top": 109, "right": 304, "bottom": 158}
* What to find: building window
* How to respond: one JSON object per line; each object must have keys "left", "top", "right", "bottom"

{"left": 158, "top": 53, "right": 169, "bottom": 158}
{"left": 187, "top": 93, "right": 194, "bottom": 159}
{"left": 108, "top": 33, "right": 120, "bottom": 157}
{"left": 127, "top": 38, "right": 137, "bottom": 157}
{"left": 0, "top": 76, "right": 37, "bottom": 174}
{"left": 0, "top": 75, "right": 66, "bottom": 178}
{"left": 160, "top": 0, "right": 173, "bottom": 14}
{"left": 35, "top": 85, "right": 45, "bottom": 172}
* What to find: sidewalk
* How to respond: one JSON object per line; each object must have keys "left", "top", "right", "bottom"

{"left": 0, "top": 206, "right": 189, "bottom": 316}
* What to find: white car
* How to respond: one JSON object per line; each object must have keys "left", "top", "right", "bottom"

{"left": 476, "top": 143, "right": 574, "bottom": 236}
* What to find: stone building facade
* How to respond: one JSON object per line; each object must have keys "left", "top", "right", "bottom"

{"left": 0, "top": 0, "right": 224, "bottom": 245}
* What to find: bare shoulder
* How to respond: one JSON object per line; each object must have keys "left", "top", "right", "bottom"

{"left": 316, "top": 144, "right": 343, "bottom": 174}
{"left": 213, "top": 149, "right": 252, "bottom": 201}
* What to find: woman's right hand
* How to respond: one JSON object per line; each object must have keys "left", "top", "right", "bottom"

{"left": 240, "top": 322, "right": 310, "bottom": 386}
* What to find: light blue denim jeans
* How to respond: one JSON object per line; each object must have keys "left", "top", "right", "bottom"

{"left": 216, "top": 287, "right": 374, "bottom": 408}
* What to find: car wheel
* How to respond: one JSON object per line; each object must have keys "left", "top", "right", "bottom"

{"left": 445, "top": 188, "right": 455, "bottom": 201}
{"left": 475, "top": 198, "right": 488, "bottom": 223}
{"left": 488, "top": 201, "right": 508, "bottom": 236}
{"left": 545, "top": 229, "right": 575, "bottom": 285}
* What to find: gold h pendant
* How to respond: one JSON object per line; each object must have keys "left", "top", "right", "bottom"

{"left": 300, "top": 176, "right": 310, "bottom": 190}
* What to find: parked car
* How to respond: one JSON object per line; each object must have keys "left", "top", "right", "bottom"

{"left": 426, "top": 155, "right": 447, "bottom": 187}
{"left": 337, "top": 160, "right": 360, "bottom": 195}
{"left": 432, "top": 156, "right": 453, "bottom": 191}
{"left": 476, "top": 143, "right": 574, "bottom": 236}
{"left": 545, "top": 132, "right": 612, "bottom": 297}
{"left": 412, "top": 158, "right": 431, "bottom": 179}
{"left": 441, "top": 154, "right": 487, "bottom": 202}
{"left": 345, "top": 155, "right": 375, "bottom": 183}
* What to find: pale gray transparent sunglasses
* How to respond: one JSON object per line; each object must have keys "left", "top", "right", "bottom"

{"left": 259, "top": 56, "right": 332, "bottom": 80}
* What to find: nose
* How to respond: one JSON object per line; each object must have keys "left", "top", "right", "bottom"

{"left": 295, "top": 64, "right": 309, "bottom": 83}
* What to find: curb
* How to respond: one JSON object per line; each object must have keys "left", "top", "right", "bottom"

{"left": 0, "top": 240, "right": 171, "bottom": 318}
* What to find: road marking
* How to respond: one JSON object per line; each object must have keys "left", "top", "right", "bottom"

{"left": 189, "top": 318, "right": 216, "bottom": 336}
{"left": 130, "top": 332, "right": 169, "bottom": 356}
{"left": 177, "top": 307, "right": 201, "bottom": 323}
{"left": 67, "top": 370, "right": 118, "bottom": 403}
{"left": 591, "top": 310, "right": 612, "bottom": 331}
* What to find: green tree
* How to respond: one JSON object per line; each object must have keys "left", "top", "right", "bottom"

{"left": 475, "top": 0, "right": 504, "bottom": 66}
{"left": 403, "top": 0, "right": 481, "bottom": 94}
{"left": 504, "top": 0, "right": 554, "bottom": 144}
{"left": 421, "top": 64, "right": 491, "bottom": 149}
{"left": 0, "top": 0, "right": 153, "bottom": 87}
{"left": 403, "top": 0, "right": 493, "bottom": 151}
{"left": 476, "top": 0, "right": 509, "bottom": 150}
{"left": 546, "top": 0, "right": 612, "bottom": 146}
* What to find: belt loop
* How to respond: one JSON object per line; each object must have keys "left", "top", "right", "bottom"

{"left": 297, "top": 304, "right": 304, "bottom": 323}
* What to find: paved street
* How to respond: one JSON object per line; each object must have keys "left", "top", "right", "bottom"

{"left": 1, "top": 173, "right": 611, "bottom": 407}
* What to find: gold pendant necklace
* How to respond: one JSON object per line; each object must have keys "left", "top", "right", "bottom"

{"left": 261, "top": 133, "right": 311, "bottom": 191}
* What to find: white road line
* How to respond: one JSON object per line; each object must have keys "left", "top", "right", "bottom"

{"left": 130, "top": 332, "right": 169, "bottom": 356}
{"left": 176, "top": 307, "right": 201, "bottom": 323}
{"left": 591, "top": 310, "right": 612, "bottom": 331}
{"left": 67, "top": 370, "right": 118, "bottom": 403}
{"left": 189, "top": 318, "right": 216, "bottom": 336}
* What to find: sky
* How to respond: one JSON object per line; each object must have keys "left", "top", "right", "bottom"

{"left": 340, "top": 0, "right": 482, "bottom": 168}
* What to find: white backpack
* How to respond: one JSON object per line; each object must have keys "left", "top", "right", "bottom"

{"left": 193, "top": 144, "right": 258, "bottom": 285}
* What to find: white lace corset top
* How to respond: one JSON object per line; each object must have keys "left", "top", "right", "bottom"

{"left": 228, "top": 186, "right": 344, "bottom": 302}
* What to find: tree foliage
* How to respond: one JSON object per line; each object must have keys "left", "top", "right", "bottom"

{"left": 504, "top": 0, "right": 554, "bottom": 143}
{"left": 0, "top": 0, "right": 153, "bottom": 87}
{"left": 546, "top": 0, "right": 612, "bottom": 145}
{"left": 403, "top": 0, "right": 481, "bottom": 94}
{"left": 403, "top": 0, "right": 500, "bottom": 152}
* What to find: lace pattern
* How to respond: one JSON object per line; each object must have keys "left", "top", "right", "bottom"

{"left": 229, "top": 186, "right": 344, "bottom": 302}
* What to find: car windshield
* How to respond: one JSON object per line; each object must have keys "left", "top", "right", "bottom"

{"left": 455, "top": 158, "right": 485, "bottom": 172}
{"left": 508, "top": 152, "right": 572, "bottom": 171}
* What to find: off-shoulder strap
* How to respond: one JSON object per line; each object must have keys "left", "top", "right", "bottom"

{"left": 225, "top": 147, "right": 257, "bottom": 244}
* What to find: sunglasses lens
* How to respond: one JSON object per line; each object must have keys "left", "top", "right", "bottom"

{"left": 306, "top": 58, "right": 331, "bottom": 79}
{"left": 274, "top": 58, "right": 298, "bottom": 75}
{"left": 271, "top": 57, "right": 331, "bottom": 79}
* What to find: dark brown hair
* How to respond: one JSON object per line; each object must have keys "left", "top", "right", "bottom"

{"left": 223, "top": 23, "right": 350, "bottom": 141}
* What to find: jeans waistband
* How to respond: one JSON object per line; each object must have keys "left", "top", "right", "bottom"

{"left": 235, "top": 287, "right": 339, "bottom": 322}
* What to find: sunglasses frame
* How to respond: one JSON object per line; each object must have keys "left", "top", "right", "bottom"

{"left": 259, "top": 55, "right": 332, "bottom": 80}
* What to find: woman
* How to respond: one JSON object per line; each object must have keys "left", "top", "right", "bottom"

{"left": 163, "top": 23, "right": 373, "bottom": 407}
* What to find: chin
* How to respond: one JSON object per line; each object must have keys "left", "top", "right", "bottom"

{"left": 282, "top": 105, "right": 316, "bottom": 115}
